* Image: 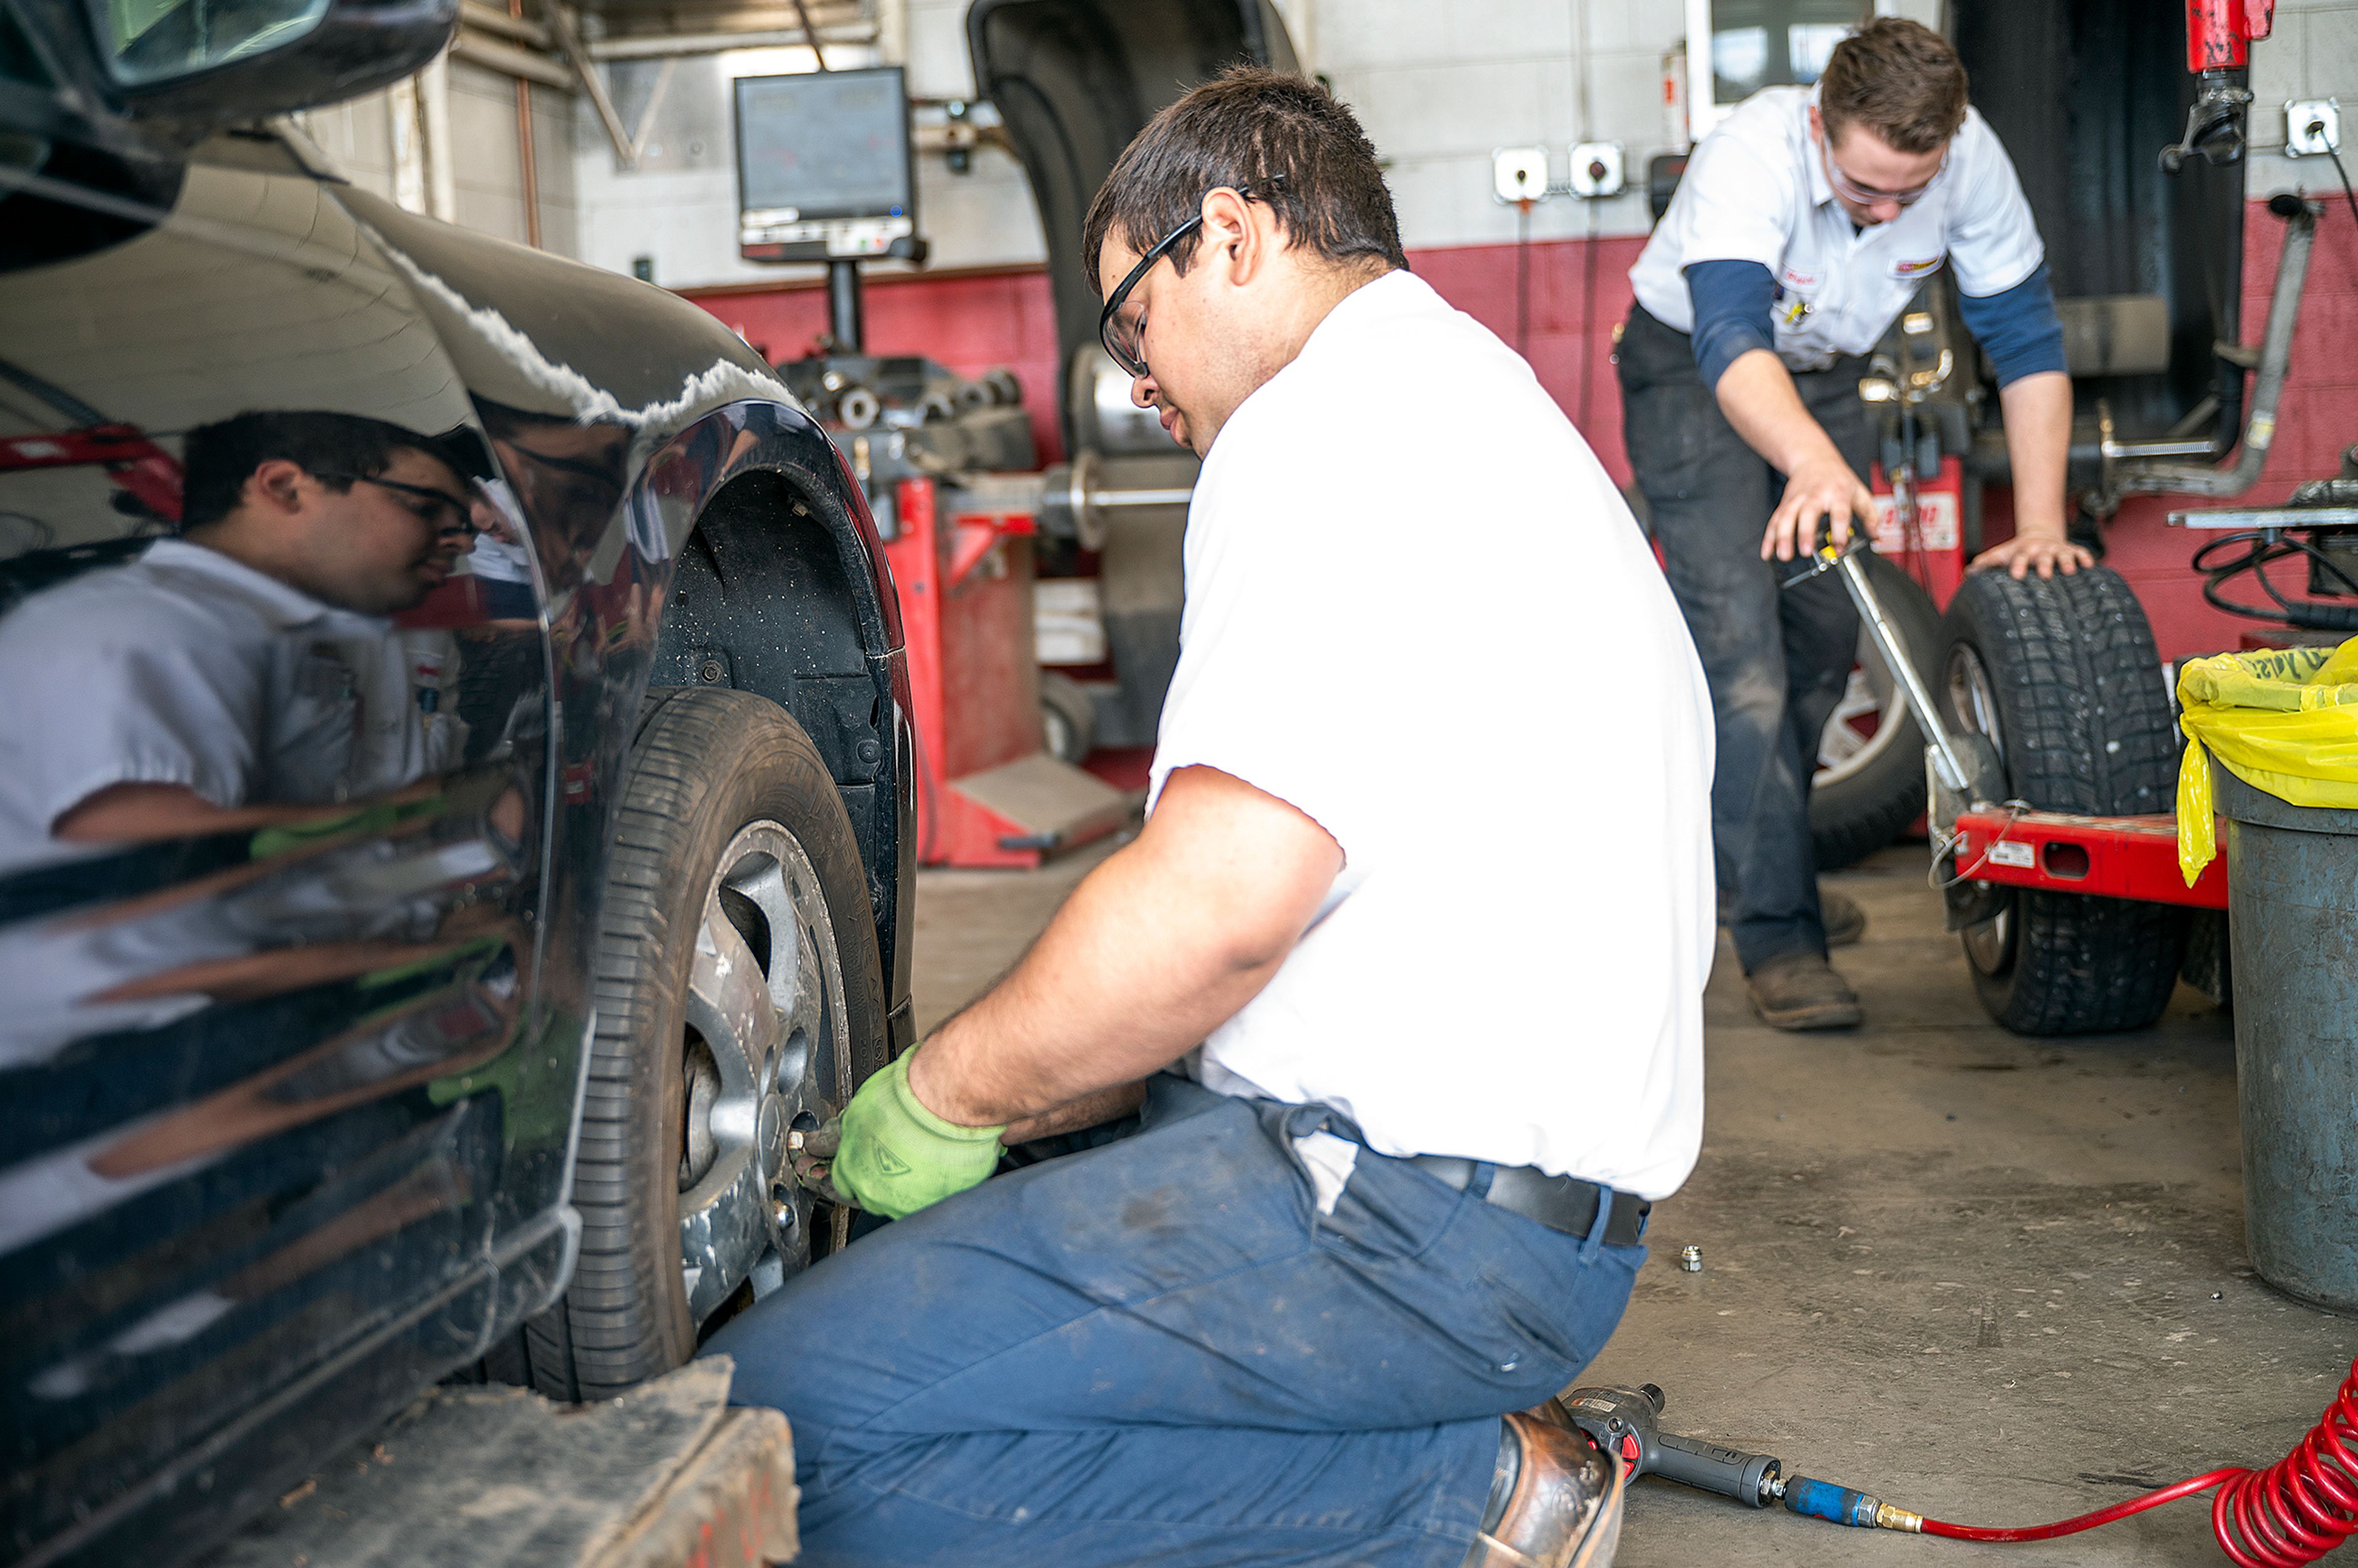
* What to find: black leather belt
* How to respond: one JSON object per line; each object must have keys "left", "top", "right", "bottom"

{"left": 1407, "top": 1156, "right": 1651, "bottom": 1248}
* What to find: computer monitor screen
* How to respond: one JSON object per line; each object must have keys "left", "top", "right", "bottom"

{"left": 735, "top": 66, "right": 912, "bottom": 222}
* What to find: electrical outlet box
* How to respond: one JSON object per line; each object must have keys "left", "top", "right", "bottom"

{"left": 1568, "top": 141, "right": 1625, "bottom": 199}
{"left": 2287, "top": 99, "right": 2341, "bottom": 156}
{"left": 1493, "top": 146, "right": 1551, "bottom": 205}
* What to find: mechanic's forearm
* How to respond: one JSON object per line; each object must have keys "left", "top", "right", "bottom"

{"left": 910, "top": 840, "right": 1296, "bottom": 1126}
{"left": 1997, "top": 371, "right": 2072, "bottom": 538}
{"left": 906, "top": 768, "right": 1340, "bottom": 1128}
{"left": 999, "top": 1080, "right": 1150, "bottom": 1146}
{"left": 1714, "top": 348, "right": 1848, "bottom": 476}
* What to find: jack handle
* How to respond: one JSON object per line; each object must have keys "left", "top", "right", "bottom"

{"left": 1780, "top": 533, "right": 1977, "bottom": 797}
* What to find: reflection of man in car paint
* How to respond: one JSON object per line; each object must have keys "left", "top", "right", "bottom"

{"left": 0, "top": 410, "right": 480, "bottom": 866}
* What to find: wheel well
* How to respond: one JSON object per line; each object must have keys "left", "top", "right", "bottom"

{"left": 650, "top": 468, "right": 900, "bottom": 981}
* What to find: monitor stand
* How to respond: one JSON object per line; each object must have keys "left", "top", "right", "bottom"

{"left": 828, "top": 259, "right": 865, "bottom": 354}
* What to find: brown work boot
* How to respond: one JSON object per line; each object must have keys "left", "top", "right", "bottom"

{"left": 1821, "top": 888, "right": 1867, "bottom": 948}
{"left": 1461, "top": 1410, "right": 1625, "bottom": 1568}
{"left": 1745, "top": 952, "right": 1863, "bottom": 1031}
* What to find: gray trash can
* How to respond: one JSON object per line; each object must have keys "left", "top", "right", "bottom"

{"left": 2218, "top": 765, "right": 2358, "bottom": 1314}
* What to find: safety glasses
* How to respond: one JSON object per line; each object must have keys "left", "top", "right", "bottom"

{"left": 1820, "top": 141, "right": 1945, "bottom": 210}
{"left": 324, "top": 472, "right": 479, "bottom": 538}
{"left": 1097, "top": 179, "right": 1279, "bottom": 379}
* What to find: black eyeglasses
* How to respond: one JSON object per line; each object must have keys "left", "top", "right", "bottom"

{"left": 323, "top": 472, "right": 479, "bottom": 537}
{"left": 1097, "top": 179, "right": 1282, "bottom": 379}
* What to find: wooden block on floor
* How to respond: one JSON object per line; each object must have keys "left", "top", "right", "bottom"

{"left": 207, "top": 1356, "right": 796, "bottom": 1567}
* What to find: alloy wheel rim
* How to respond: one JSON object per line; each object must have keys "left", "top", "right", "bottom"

{"left": 675, "top": 820, "right": 851, "bottom": 1325}
{"left": 1945, "top": 644, "right": 2017, "bottom": 977}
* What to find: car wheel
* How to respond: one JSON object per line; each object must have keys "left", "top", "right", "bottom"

{"left": 1039, "top": 670, "right": 1097, "bottom": 764}
{"left": 1939, "top": 565, "right": 2187, "bottom": 1035}
{"left": 520, "top": 686, "right": 889, "bottom": 1400}
{"left": 1810, "top": 552, "right": 1943, "bottom": 870}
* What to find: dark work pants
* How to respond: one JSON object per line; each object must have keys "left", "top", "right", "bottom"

{"left": 1617, "top": 304, "right": 1873, "bottom": 972}
{"left": 702, "top": 1076, "right": 1646, "bottom": 1567}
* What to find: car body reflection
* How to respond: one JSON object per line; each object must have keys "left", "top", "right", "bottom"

{"left": 0, "top": 117, "right": 912, "bottom": 1568}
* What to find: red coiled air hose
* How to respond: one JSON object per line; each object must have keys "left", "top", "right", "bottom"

{"left": 1913, "top": 1358, "right": 2358, "bottom": 1565}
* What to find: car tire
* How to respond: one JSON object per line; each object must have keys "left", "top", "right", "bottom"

{"left": 1939, "top": 565, "right": 2187, "bottom": 1035}
{"left": 519, "top": 686, "right": 889, "bottom": 1400}
{"left": 1039, "top": 670, "right": 1097, "bottom": 764}
{"left": 1810, "top": 553, "right": 1944, "bottom": 870}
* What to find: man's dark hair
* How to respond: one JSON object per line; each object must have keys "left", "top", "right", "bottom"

{"left": 1081, "top": 66, "right": 1406, "bottom": 291}
{"left": 1818, "top": 17, "right": 1969, "bottom": 155}
{"left": 179, "top": 410, "right": 453, "bottom": 531}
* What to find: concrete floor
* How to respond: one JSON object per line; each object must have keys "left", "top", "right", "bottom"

{"left": 908, "top": 839, "right": 2354, "bottom": 1566}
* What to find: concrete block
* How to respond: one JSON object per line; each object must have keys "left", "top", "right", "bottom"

{"left": 2249, "top": 20, "right": 2303, "bottom": 115}
{"left": 1349, "top": 60, "right": 1552, "bottom": 160}
{"left": 1446, "top": 0, "right": 1576, "bottom": 64}
{"left": 1582, "top": 47, "right": 1670, "bottom": 153}
{"left": 1586, "top": 0, "right": 1687, "bottom": 59}
{"left": 2302, "top": 7, "right": 2358, "bottom": 98}
{"left": 905, "top": 0, "right": 975, "bottom": 98}
{"left": 918, "top": 149, "right": 1048, "bottom": 269}
{"left": 1315, "top": 0, "right": 1448, "bottom": 70}
{"left": 1381, "top": 153, "right": 1478, "bottom": 249}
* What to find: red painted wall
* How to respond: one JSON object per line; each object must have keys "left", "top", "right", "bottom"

{"left": 687, "top": 197, "right": 2357, "bottom": 658}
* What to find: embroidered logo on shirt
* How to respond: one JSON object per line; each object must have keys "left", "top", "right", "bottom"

{"left": 1892, "top": 255, "right": 1945, "bottom": 278}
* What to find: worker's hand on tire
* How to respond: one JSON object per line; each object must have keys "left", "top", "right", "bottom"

{"left": 1967, "top": 531, "right": 2095, "bottom": 581}
{"left": 1761, "top": 457, "right": 1877, "bottom": 563}
{"left": 827, "top": 1048, "right": 1007, "bottom": 1219}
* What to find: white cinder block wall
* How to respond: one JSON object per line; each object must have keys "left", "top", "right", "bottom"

{"left": 291, "top": 2, "right": 2357, "bottom": 290}
{"left": 300, "top": 61, "right": 579, "bottom": 257}
{"left": 2249, "top": 0, "right": 2358, "bottom": 201}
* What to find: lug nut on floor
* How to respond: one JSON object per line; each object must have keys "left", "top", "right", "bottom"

{"left": 1679, "top": 1245, "right": 1704, "bottom": 1272}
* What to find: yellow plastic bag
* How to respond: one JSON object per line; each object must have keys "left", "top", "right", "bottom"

{"left": 2175, "top": 638, "right": 2358, "bottom": 883}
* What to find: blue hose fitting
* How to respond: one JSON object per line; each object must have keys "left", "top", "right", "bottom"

{"left": 1781, "top": 1477, "right": 1924, "bottom": 1532}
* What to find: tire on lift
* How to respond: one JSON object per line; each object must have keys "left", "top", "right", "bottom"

{"left": 1811, "top": 551, "right": 1945, "bottom": 871}
{"left": 1038, "top": 670, "right": 1098, "bottom": 766}
{"left": 1939, "top": 565, "right": 2188, "bottom": 1035}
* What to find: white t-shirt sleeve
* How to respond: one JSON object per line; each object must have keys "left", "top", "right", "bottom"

{"left": 1667, "top": 131, "right": 1802, "bottom": 272}
{"left": 1943, "top": 111, "right": 2045, "bottom": 297}
{"left": 1147, "top": 424, "right": 1397, "bottom": 864}
{"left": 0, "top": 589, "right": 263, "bottom": 839}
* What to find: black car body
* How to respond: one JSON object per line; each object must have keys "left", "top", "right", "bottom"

{"left": 0, "top": 2, "right": 914, "bottom": 1561}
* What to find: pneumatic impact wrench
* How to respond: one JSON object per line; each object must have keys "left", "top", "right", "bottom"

{"left": 1560, "top": 1384, "right": 1924, "bottom": 1531}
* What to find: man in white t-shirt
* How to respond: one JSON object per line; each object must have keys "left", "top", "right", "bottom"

{"left": 0, "top": 411, "right": 478, "bottom": 872}
{"left": 708, "top": 68, "right": 1711, "bottom": 1568}
{"left": 1622, "top": 18, "right": 2084, "bottom": 1030}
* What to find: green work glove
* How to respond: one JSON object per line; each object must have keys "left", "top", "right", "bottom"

{"left": 828, "top": 1049, "right": 1006, "bottom": 1220}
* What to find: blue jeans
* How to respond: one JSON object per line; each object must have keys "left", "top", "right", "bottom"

{"left": 702, "top": 1076, "right": 1646, "bottom": 1567}
{"left": 1617, "top": 304, "right": 1877, "bottom": 972}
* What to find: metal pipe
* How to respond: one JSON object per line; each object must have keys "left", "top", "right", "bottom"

{"left": 463, "top": 2, "right": 548, "bottom": 45}
{"left": 2113, "top": 199, "right": 2317, "bottom": 498}
{"left": 511, "top": 0, "right": 539, "bottom": 248}
{"left": 588, "top": 21, "right": 874, "bottom": 58}
{"left": 827, "top": 260, "right": 863, "bottom": 353}
{"left": 419, "top": 49, "right": 457, "bottom": 223}
{"left": 539, "top": 0, "right": 639, "bottom": 167}
{"left": 2105, "top": 437, "right": 2220, "bottom": 460}
{"left": 1833, "top": 549, "right": 1975, "bottom": 796}
{"left": 1088, "top": 486, "right": 1195, "bottom": 509}
{"left": 453, "top": 31, "right": 572, "bottom": 90}
{"left": 387, "top": 74, "right": 427, "bottom": 212}
{"left": 788, "top": 0, "right": 829, "bottom": 66}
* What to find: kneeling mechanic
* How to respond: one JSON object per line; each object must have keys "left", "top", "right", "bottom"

{"left": 705, "top": 66, "right": 1716, "bottom": 1568}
